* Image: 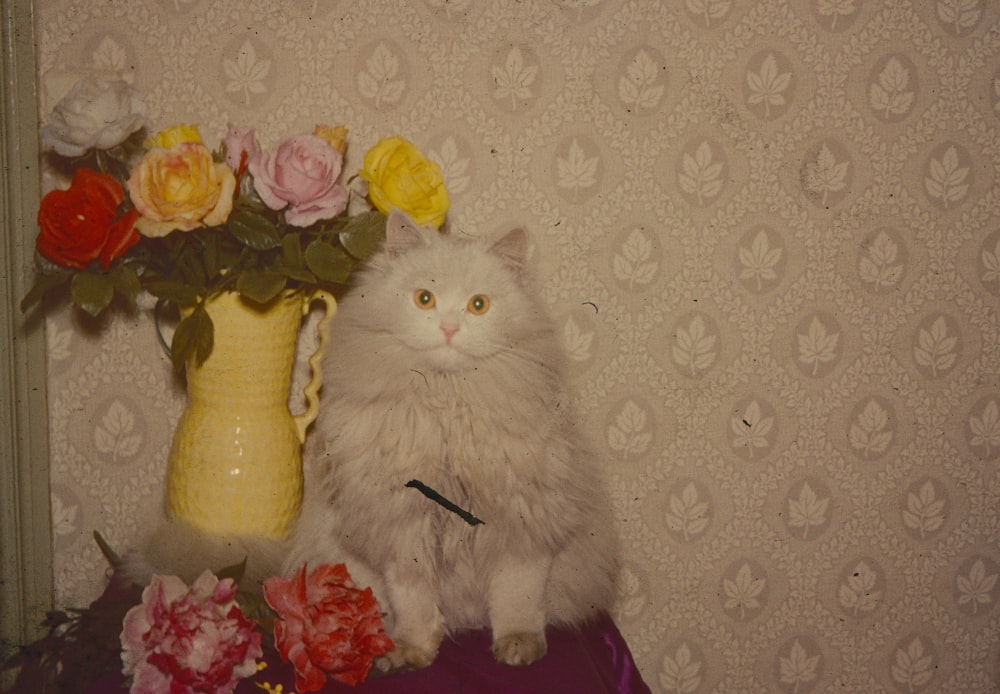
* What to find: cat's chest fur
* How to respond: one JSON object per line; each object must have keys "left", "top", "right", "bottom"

{"left": 382, "top": 366, "right": 558, "bottom": 497}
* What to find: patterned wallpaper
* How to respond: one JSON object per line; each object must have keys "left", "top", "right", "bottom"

{"left": 35, "top": 0, "right": 1000, "bottom": 690}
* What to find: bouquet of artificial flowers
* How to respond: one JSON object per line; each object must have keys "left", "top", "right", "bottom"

{"left": 6, "top": 76, "right": 456, "bottom": 692}
{"left": 22, "top": 76, "right": 450, "bottom": 370}
{"left": 2, "top": 536, "right": 394, "bottom": 692}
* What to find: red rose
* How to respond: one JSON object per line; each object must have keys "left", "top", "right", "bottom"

{"left": 263, "top": 563, "right": 394, "bottom": 691}
{"left": 37, "top": 168, "right": 140, "bottom": 269}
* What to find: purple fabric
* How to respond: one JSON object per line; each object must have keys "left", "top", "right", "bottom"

{"left": 89, "top": 613, "right": 649, "bottom": 693}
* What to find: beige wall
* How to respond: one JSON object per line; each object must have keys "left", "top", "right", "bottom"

{"left": 36, "top": 0, "right": 1000, "bottom": 690}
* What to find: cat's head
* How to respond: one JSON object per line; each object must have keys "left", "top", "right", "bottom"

{"left": 350, "top": 209, "right": 539, "bottom": 374}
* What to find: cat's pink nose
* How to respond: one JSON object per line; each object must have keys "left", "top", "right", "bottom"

{"left": 440, "top": 322, "right": 460, "bottom": 344}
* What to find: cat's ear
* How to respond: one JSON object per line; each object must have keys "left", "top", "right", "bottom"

{"left": 490, "top": 228, "right": 528, "bottom": 271}
{"left": 384, "top": 208, "right": 429, "bottom": 257}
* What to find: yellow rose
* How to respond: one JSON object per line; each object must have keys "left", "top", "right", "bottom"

{"left": 128, "top": 141, "right": 236, "bottom": 237}
{"left": 361, "top": 136, "right": 449, "bottom": 229}
{"left": 314, "top": 124, "right": 348, "bottom": 155}
{"left": 144, "top": 124, "right": 203, "bottom": 149}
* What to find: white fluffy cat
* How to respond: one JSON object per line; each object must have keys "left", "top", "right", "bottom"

{"left": 286, "top": 210, "right": 619, "bottom": 670}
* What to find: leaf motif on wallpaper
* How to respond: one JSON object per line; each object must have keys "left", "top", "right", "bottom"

{"left": 493, "top": 46, "right": 538, "bottom": 110}
{"left": 607, "top": 400, "right": 652, "bottom": 458}
{"left": 46, "top": 320, "right": 73, "bottom": 361}
{"left": 94, "top": 400, "right": 142, "bottom": 463}
{"left": 956, "top": 558, "right": 998, "bottom": 615}
{"left": 618, "top": 49, "right": 663, "bottom": 111}
{"left": 739, "top": 230, "right": 782, "bottom": 291}
{"left": 426, "top": 0, "right": 472, "bottom": 15}
{"left": 902, "top": 480, "right": 946, "bottom": 539}
{"left": 891, "top": 637, "right": 935, "bottom": 690}
{"left": 557, "top": 139, "right": 599, "bottom": 197}
{"left": 659, "top": 643, "right": 702, "bottom": 694}
{"left": 51, "top": 494, "right": 79, "bottom": 538}
{"left": 730, "top": 400, "right": 774, "bottom": 458}
{"left": 672, "top": 315, "right": 717, "bottom": 377}
{"left": 869, "top": 57, "right": 915, "bottom": 120}
{"left": 665, "top": 483, "right": 709, "bottom": 542}
{"left": 358, "top": 43, "right": 406, "bottom": 109}
{"left": 562, "top": 316, "right": 594, "bottom": 362}
{"left": 859, "top": 231, "right": 903, "bottom": 291}
{"left": 678, "top": 141, "right": 724, "bottom": 206}
{"left": 558, "top": 0, "right": 601, "bottom": 20}
{"left": 428, "top": 137, "right": 470, "bottom": 196}
{"left": 803, "top": 144, "right": 848, "bottom": 207}
{"left": 838, "top": 561, "right": 881, "bottom": 615}
{"left": 224, "top": 40, "right": 271, "bottom": 106}
{"left": 924, "top": 146, "right": 969, "bottom": 209}
{"left": 788, "top": 482, "right": 829, "bottom": 540}
{"left": 779, "top": 640, "right": 820, "bottom": 691}
{"left": 616, "top": 566, "right": 647, "bottom": 618}
{"left": 969, "top": 400, "right": 1000, "bottom": 457}
{"left": 913, "top": 316, "right": 958, "bottom": 378}
{"left": 848, "top": 399, "right": 893, "bottom": 458}
{"left": 936, "top": 0, "right": 981, "bottom": 35}
{"left": 746, "top": 54, "right": 791, "bottom": 118}
{"left": 982, "top": 237, "right": 1000, "bottom": 283}
{"left": 798, "top": 316, "right": 839, "bottom": 377}
{"left": 92, "top": 37, "right": 129, "bottom": 76}
{"left": 723, "top": 563, "right": 765, "bottom": 619}
{"left": 613, "top": 229, "right": 658, "bottom": 289}
{"left": 685, "top": 0, "right": 731, "bottom": 26}
{"left": 816, "top": 0, "right": 857, "bottom": 30}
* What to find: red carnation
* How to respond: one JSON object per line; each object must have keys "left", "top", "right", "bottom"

{"left": 37, "top": 168, "right": 139, "bottom": 270}
{"left": 263, "top": 563, "right": 394, "bottom": 691}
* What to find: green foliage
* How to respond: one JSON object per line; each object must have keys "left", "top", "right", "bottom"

{"left": 23, "top": 147, "right": 390, "bottom": 370}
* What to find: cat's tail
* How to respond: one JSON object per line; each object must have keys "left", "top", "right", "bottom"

{"left": 122, "top": 517, "right": 287, "bottom": 594}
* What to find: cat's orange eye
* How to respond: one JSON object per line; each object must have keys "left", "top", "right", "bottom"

{"left": 467, "top": 294, "right": 490, "bottom": 315}
{"left": 414, "top": 289, "right": 436, "bottom": 309}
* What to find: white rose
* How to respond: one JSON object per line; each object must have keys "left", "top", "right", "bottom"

{"left": 39, "top": 77, "right": 145, "bottom": 157}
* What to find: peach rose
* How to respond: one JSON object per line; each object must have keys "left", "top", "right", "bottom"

{"left": 128, "top": 140, "right": 236, "bottom": 237}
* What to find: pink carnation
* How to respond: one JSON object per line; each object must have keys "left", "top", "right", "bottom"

{"left": 263, "top": 563, "right": 394, "bottom": 691}
{"left": 121, "top": 570, "right": 263, "bottom": 694}
{"left": 248, "top": 134, "right": 349, "bottom": 227}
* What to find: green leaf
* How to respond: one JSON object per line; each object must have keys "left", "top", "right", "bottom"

{"left": 281, "top": 266, "right": 318, "bottom": 283}
{"left": 176, "top": 244, "right": 208, "bottom": 291}
{"left": 236, "top": 270, "right": 287, "bottom": 304}
{"left": 92, "top": 531, "right": 122, "bottom": 569}
{"left": 109, "top": 264, "right": 142, "bottom": 308}
{"left": 281, "top": 231, "right": 304, "bottom": 266}
{"left": 227, "top": 206, "right": 281, "bottom": 250}
{"left": 278, "top": 232, "right": 317, "bottom": 283}
{"left": 339, "top": 210, "right": 387, "bottom": 260}
{"left": 143, "top": 279, "right": 202, "bottom": 306}
{"left": 171, "top": 306, "right": 214, "bottom": 370}
{"left": 305, "top": 240, "right": 355, "bottom": 283}
{"left": 20, "top": 272, "right": 71, "bottom": 312}
{"left": 215, "top": 556, "right": 248, "bottom": 584}
{"left": 70, "top": 272, "right": 114, "bottom": 317}
{"left": 203, "top": 231, "right": 221, "bottom": 278}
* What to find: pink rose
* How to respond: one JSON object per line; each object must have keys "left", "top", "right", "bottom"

{"left": 224, "top": 124, "right": 258, "bottom": 174}
{"left": 248, "top": 134, "right": 349, "bottom": 227}
{"left": 263, "top": 563, "right": 394, "bottom": 691}
{"left": 121, "top": 570, "right": 263, "bottom": 694}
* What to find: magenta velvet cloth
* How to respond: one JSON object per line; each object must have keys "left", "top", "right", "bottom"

{"left": 89, "top": 612, "right": 648, "bottom": 693}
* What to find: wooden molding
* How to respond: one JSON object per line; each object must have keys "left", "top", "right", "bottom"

{"left": 0, "top": 0, "right": 53, "bottom": 658}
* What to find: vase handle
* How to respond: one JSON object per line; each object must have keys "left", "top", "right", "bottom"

{"left": 294, "top": 290, "right": 337, "bottom": 444}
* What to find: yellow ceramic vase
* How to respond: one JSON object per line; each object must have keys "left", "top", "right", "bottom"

{"left": 166, "top": 290, "right": 336, "bottom": 538}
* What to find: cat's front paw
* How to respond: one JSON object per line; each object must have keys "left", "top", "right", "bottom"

{"left": 379, "top": 638, "right": 439, "bottom": 671}
{"left": 492, "top": 631, "right": 547, "bottom": 666}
